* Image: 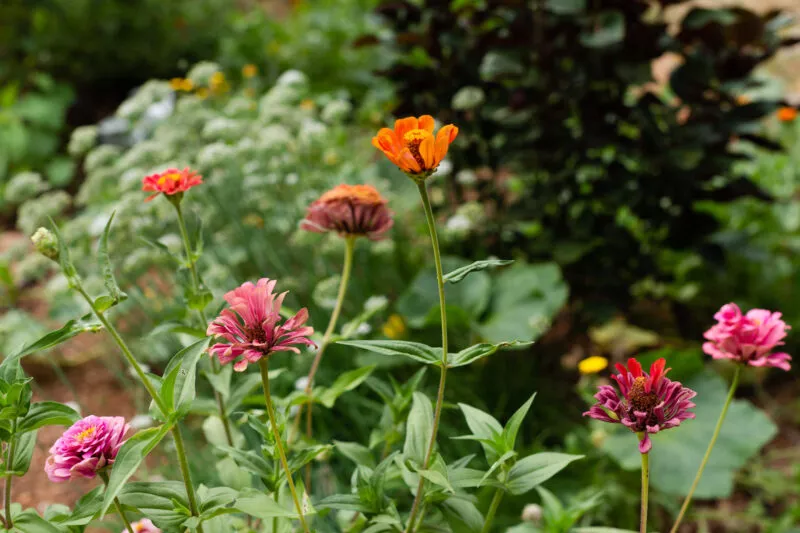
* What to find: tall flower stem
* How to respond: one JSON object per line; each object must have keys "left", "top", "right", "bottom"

{"left": 290, "top": 235, "right": 356, "bottom": 487}
{"left": 404, "top": 181, "right": 450, "bottom": 533}
{"left": 258, "top": 359, "right": 310, "bottom": 533}
{"left": 173, "top": 202, "right": 234, "bottom": 447}
{"left": 75, "top": 286, "right": 204, "bottom": 533}
{"left": 99, "top": 472, "right": 134, "bottom": 532}
{"left": 481, "top": 488, "right": 505, "bottom": 533}
{"left": 670, "top": 365, "right": 741, "bottom": 533}
{"left": 4, "top": 420, "right": 17, "bottom": 528}
{"left": 639, "top": 433, "right": 650, "bottom": 533}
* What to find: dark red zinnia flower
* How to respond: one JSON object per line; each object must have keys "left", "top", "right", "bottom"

{"left": 300, "top": 184, "right": 393, "bottom": 240}
{"left": 584, "top": 358, "right": 696, "bottom": 453}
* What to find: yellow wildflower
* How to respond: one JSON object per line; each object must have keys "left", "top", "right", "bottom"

{"left": 382, "top": 314, "right": 407, "bottom": 339}
{"left": 300, "top": 99, "right": 315, "bottom": 111}
{"left": 578, "top": 356, "right": 609, "bottom": 375}
{"left": 196, "top": 88, "right": 209, "bottom": 100}
{"left": 242, "top": 64, "right": 258, "bottom": 78}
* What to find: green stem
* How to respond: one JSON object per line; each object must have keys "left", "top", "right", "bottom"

{"left": 258, "top": 359, "right": 310, "bottom": 533}
{"left": 481, "top": 488, "right": 505, "bottom": 533}
{"left": 405, "top": 181, "right": 449, "bottom": 533}
{"left": 669, "top": 365, "right": 741, "bottom": 533}
{"left": 4, "top": 420, "right": 17, "bottom": 528}
{"left": 173, "top": 202, "right": 234, "bottom": 448}
{"left": 290, "top": 236, "right": 356, "bottom": 443}
{"left": 75, "top": 286, "right": 204, "bottom": 533}
{"left": 639, "top": 435, "right": 649, "bottom": 533}
{"left": 99, "top": 472, "right": 134, "bottom": 532}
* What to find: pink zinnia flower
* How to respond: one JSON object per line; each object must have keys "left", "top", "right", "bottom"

{"left": 207, "top": 278, "right": 315, "bottom": 372}
{"left": 703, "top": 303, "right": 791, "bottom": 371}
{"left": 142, "top": 167, "right": 203, "bottom": 202}
{"left": 45, "top": 416, "right": 130, "bottom": 482}
{"left": 126, "top": 518, "right": 161, "bottom": 533}
{"left": 300, "top": 184, "right": 394, "bottom": 240}
{"left": 584, "top": 358, "right": 696, "bottom": 453}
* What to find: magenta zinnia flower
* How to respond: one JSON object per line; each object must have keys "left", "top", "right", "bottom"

{"left": 703, "top": 303, "right": 792, "bottom": 371}
{"left": 584, "top": 358, "right": 696, "bottom": 453}
{"left": 127, "top": 518, "right": 161, "bottom": 533}
{"left": 300, "top": 184, "right": 394, "bottom": 240}
{"left": 45, "top": 416, "right": 130, "bottom": 483}
{"left": 207, "top": 278, "right": 315, "bottom": 372}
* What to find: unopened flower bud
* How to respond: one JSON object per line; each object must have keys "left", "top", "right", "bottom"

{"left": 521, "top": 504, "right": 542, "bottom": 523}
{"left": 31, "top": 227, "right": 59, "bottom": 261}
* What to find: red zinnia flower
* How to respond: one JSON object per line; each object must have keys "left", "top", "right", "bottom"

{"left": 372, "top": 115, "right": 458, "bottom": 179}
{"left": 142, "top": 167, "right": 203, "bottom": 202}
{"left": 584, "top": 358, "right": 696, "bottom": 453}
{"left": 300, "top": 184, "right": 394, "bottom": 240}
{"left": 207, "top": 278, "right": 315, "bottom": 372}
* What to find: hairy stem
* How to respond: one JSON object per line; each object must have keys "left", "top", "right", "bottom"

{"left": 640, "top": 436, "right": 650, "bottom": 533}
{"left": 669, "top": 365, "right": 741, "bottom": 533}
{"left": 100, "top": 471, "right": 134, "bottom": 532}
{"left": 75, "top": 286, "right": 204, "bottom": 533}
{"left": 174, "top": 202, "right": 234, "bottom": 447}
{"left": 4, "top": 420, "right": 17, "bottom": 528}
{"left": 404, "top": 181, "right": 449, "bottom": 533}
{"left": 259, "top": 359, "right": 310, "bottom": 533}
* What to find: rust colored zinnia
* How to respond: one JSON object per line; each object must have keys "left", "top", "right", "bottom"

{"left": 142, "top": 167, "right": 203, "bottom": 202}
{"left": 300, "top": 184, "right": 394, "bottom": 240}
{"left": 584, "top": 358, "right": 696, "bottom": 453}
{"left": 372, "top": 115, "right": 458, "bottom": 179}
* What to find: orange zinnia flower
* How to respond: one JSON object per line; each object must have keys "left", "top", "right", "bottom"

{"left": 372, "top": 115, "right": 458, "bottom": 179}
{"left": 777, "top": 106, "right": 798, "bottom": 122}
{"left": 142, "top": 167, "right": 203, "bottom": 202}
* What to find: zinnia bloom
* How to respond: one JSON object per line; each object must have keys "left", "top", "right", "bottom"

{"left": 584, "top": 358, "right": 696, "bottom": 453}
{"left": 578, "top": 356, "right": 609, "bottom": 375}
{"left": 703, "top": 303, "right": 791, "bottom": 371}
{"left": 207, "top": 278, "right": 315, "bottom": 372}
{"left": 142, "top": 167, "right": 203, "bottom": 202}
{"left": 127, "top": 519, "right": 161, "bottom": 533}
{"left": 372, "top": 115, "right": 458, "bottom": 179}
{"left": 777, "top": 106, "right": 798, "bottom": 122}
{"left": 300, "top": 184, "right": 394, "bottom": 240}
{"left": 45, "top": 416, "right": 129, "bottom": 482}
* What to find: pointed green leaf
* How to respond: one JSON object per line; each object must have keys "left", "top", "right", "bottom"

{"left": 11, "top": 430, "right": 37, "bottom": 475}
{"left": 17, "top": 401, "right": 80, "bottom": 433}
{"left": 503, "top": 393, "right": 536, "bottom": 451}
{"left": 458, "top": 403, "right": 503, "bottom": 462}
{"left": 505, "top": 453, "right": 583, "bottom": 495}
{"left": 443, "top": 259, "right": 514, "bottom": 284}
{"left": 161, "top": 338, "right": 211, "bottom": 418}
{"left": 234, "top": 491, "right": 298, "bottom": 519}
{"left": 49, "top": 217, "right": 79, "bottom": 287}
{"left": 98, "top": 211, "right": 123, "bottom": 303}
{"left": 338, "top": 340, "right": 441, "bottom": 366}
{"left": 448, "top": 340, "right": 532, "bottom": 368}
{"left": 404, "top": 392, "right": 433, "bottom": 465}
{"left": 335, "top": 441, "right": 376, "bottom": 469}
{"left": 440, "top": 497, "right": 484, "bottom": 533}
{"left": 11, "top": 313, "right": 102, "bottom": 359}
{"left": 317, "top": 365, "right": 375, "bottom": 408}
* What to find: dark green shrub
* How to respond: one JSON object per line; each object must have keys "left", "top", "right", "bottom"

{"left": 373, "top": 0, "right": 794, "bottom": 313}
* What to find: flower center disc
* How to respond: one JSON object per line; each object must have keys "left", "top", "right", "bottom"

{"left": 628, "top": 377, "right": 658, "bottom": 412}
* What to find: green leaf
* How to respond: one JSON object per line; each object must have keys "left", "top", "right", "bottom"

{"left": 149, "top": 321, "right": 207, "bottom": 339}
{"left": 57, "top": 486, "right": 103, "bottom": 526}
{"left": 338, "top": 340, "right": 441, "bottom": 366}
{"left": 317, "top": 494, "right": 373, "bottom": 513}
{"left": 448, "top": 340, "right": 532, "bottom": 368}
{"left": 17, "top": 401, "right": 79, "bottom": 433}
{"left": 440, "top": 497, "right": 484, "bottom": 533}
{"left": 545, "top": 0, "right": 585, "bottom": 14}
{"left": 48, "top": 217, "right": 79, "bottom": 287}
{"left": 119, "top": 482, "right": 190, "bottom": 528}
{"left": 100, "top": 424, "right": 173, "bottom": 517}
{"left": 458, "top": 403, "right": 503, "bottom": 462}
{"left": 161, "top": 338, "right": 211, "bottom": 418}
{"left": 10, "top": 313, "right": 102, "bottom": 359}
{"left": 335, "top": 441, "right": 376, "bottom": 468}
{"left": 602, "top": 370, "right": 778, "bottom": 498}
{"left": 580, "top": 10, "right": 625, "bottom": 48}
{"left": 317, "top": 366, "right": 375, "bottom": 408}
{"left": 505, "top": 453, "right": 583, "bottom": 495}
{"left": 205, "top": 364, "right": 233, "bottom": 400}
{"left": 11, "top": 430, "right": 37, "bottom": 475}
{"left": 480, "top": 450, "right": 517, "bottom": 486}
{"left": 443, "top": 259, "right": 513, "bottom": 284}
{"left": 234, "top": 491, "right": 298, "bottom": 519}
{"left": 572, "top": 529, "right": 639, "bottom": 533}
{"left": 502, "top": 393, "right": 536, "bottom": 451}
{"left": 10, "top": 507, "right": 63, "bottom": 532}
{"left": 404, "top": 392, "right": 433, "bottom": 465}
{"left": 217, "top": 457, "right": 252, "bottom": 491}
{"left": 98, "top": 212, "right": 122, "bottom": 303}
{"left": 219, "top": 446, "right": 273, "bottom": 484}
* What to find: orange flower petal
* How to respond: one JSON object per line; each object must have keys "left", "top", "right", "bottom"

{"left": 419, "top": 133, "right": 435, "bottom": 169}
{"left": 434, "top": 125, "right": 458, "bottom": 165}
{"left": 394, "top": 117, "right": 419, "bottom": 140}
{"left": 375, "top": 128, "right": 402, "bottom": 153}
{"left": 418, "top": 115, "right": 435, "bottom": 133}
{"left": 397, "top": 148, "right": 421, "bottom": 174}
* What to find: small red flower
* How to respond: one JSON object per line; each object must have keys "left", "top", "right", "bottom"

{"left": 142, "top": 167, "right": 203, "bottom": 202}
{"left": 584, "top": 358, "right": 696, "bottom": 453}
{"left": 207, "top": 278, "right": 315, "bottom": 372}
{"left": 300, "top": 184, "right": 394, "bottom": 240}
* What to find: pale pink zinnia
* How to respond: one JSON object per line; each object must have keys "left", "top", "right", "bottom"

{"left": 45, "top": 416, "right": 129, "bottom": 482}
{"left": 584, "top": 358, "right": 696, "bottom": 453}
{"left": 300, "top": 184, "right": 394, "bottom": 240}
{"left": 703, "top": 303, "right": 791, "bottom": 371}
{"left": 207, "top": 278, "right": 315, "bottom": 372}
{"left": 126, "top": 518, "right": 161, "bottom": 533}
